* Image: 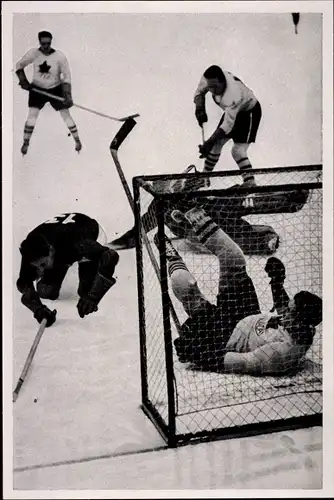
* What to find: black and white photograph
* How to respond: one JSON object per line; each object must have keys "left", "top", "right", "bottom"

{"left": 2, "top": 1, "right": 333, "bottom": 497}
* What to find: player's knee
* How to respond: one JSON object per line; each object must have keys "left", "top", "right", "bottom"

{"left": 36, "top": 282, "right": 60, "bottom": 300}
{"left": 99, "top": 248, "right": 119, "bottom": 280}
{"left": 171, "top": 270, "right": 204, "bottom": 312}
{"left": 231, "top": 143, "right": 249, "bottom": 163}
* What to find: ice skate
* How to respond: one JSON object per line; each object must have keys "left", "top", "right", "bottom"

{"left": 75, "top": 138, "right": 82, "bottom": 153}
{"left": 21, "top": 141, "right": 30, "bottom": 156}
{"left": 110, "top": 227, "right": 136, "bottom": 250}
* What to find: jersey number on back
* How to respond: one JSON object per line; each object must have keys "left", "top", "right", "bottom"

{"left": 44, "top": 213, "right": 76, "bottom": 225}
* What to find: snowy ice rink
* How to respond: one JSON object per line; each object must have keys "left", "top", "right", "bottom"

{"left": 3, "top": 2, "right": 334, "bottom": 497}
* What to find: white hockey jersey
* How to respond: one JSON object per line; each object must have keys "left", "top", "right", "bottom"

{"left": 16, "top": 48, "right": 71, "bottom": 89}
{"left": 223, "top": 313, "right": 313, "bottom": 375}
{"left": 194, "top": 70, "right": 258, "bottom": 135}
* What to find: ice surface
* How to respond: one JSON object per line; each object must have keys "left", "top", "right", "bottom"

{"left": 5, "top": 8, "right": 327, "bottom": 494}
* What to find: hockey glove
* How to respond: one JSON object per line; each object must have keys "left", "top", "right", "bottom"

{"left": 195, "top": 107, "right": 208, "bottom": 127}
{"left": 62, "top": 82, "right": 74, "bottom": 108}
{"left": 16, "top": 69, "right": 32, "bottom": 91}
{"left": 199, "top": 139, "right": 215, "bottom": 159}
{"left": 265, "top": 257, "right": 286, "bottom": 284}
{"left": 77, "top": 275, "right": 116, "bottom": 318}
{"left": 77, "top": 296, "right": 99, "bottom": 317}
{"left": 34, "top": 305, "right": 57, "bottom": 327}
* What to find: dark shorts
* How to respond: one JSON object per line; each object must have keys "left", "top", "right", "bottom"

{"left": 219, "top": 101, "right": 262, "bottom": 144}
{"left": 177, "top": 272, "right": 261, "bottom": 368}
{"left": 28, "top": 84, "right": 68, "bottom": 111}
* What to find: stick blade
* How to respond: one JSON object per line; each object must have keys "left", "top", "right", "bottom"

{"left": 110, "top": 118, "right": 137, "bottom": 151}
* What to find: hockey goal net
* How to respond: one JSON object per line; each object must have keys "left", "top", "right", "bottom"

{"left": 133, "top": 165, "right": 322, "bottom": 446}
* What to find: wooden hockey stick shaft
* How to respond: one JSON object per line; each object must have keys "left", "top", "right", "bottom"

{"left": 109, "top": 122, "right": 182, "bottom": 332}
{"left": 13, "top": 318, "right": 48, "bottom": 402}
{"left": 30, "top": 88, "right": 139, "bottom": 122}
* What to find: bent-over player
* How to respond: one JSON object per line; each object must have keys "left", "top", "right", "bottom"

{"left": 15, "top": 30, "right": 82, "bottom": 155}
{"left": 192, "top": 65, "right": 262, "bottom": 189}
{"left": 155, "top": 206, "right": 322, "bottom": 375}
{"left": 17, "top": 213, "right": 119, "bottom": 327}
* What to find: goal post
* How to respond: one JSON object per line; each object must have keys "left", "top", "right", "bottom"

{"left": 133, "top": 165, "right": 323, "bottom": 447}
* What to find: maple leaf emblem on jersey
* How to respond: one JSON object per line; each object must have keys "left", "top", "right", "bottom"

{"left": 39, "top": 61, "right": 51, "bottom": 74}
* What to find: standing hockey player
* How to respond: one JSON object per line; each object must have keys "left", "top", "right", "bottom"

{"left": 17, "top": 213, "right": 119, "bottom": 327}
{"left": 192, "top": 65, "right": 262, "bottom": 189}
{"left": 15, "top": 31, "right": 82, "bottom": 155}
{"left": 157, "top": 206, "right": 322, "bottom": 375}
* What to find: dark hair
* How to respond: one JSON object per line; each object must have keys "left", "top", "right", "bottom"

{"left": 293, "top": 291, "right": 322, "bottom": 327}
{"left": 203, "top": 65, "right": 225, "bottom": 82}
{"left": 38, "top": 31, "right": 53, "bottom": 41}
{"left": 20, "top": 233, "right": 51, "bottom": 263}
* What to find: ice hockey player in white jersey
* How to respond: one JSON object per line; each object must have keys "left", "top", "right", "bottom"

{"left": 192, "top": 65, "right": 262, "bottom": 189}
{"left": 15, "top": 30, "right": 82, "bottom": 155}
{"left": 157, "top": 206, "right": 322, "bottom": 375}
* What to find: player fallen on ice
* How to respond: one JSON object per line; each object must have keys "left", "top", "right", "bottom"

{"left": 112, "top": 178, "right": 280, "bottom": 254}
{"left": 190, "top": 64, "right": 262, "bottom": 190}
{"left": 15, "top": 30, "right": 82, "bottom": 155}
{"left": 155, "top": 206, "right": 322, "bottom": 375}
{"left": 16, "top": 213, "right": 119, "bottom": 327}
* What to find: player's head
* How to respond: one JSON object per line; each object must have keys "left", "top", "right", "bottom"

{"left": 20, "top": 233, "right": 54, "bottom": 272}
{"left": 291, "top": 291, "right": 323, "bottom": 327}
{"left": 203, "top": 65, "right": 226, "bottom": 95}
{"left": 38, "top": 31, "right": 53, "bottom": 51}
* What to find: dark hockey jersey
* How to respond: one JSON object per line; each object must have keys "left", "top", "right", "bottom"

{"left": 17, "top": 213, "right": 107, "bottom": 287}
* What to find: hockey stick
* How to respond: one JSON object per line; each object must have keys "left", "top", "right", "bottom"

{"left": 30, "top": 88, "right": 139, "bottom": 122}
{"left": 13, "top": 317, "right": 50, "bottom": 402}
{"left": 201, "top": 124, "right": 205, "bottom": 144}
{"left": 109, "top": 121, "right": 182, "bottom": 333}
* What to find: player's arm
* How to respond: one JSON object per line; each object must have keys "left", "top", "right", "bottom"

{"left": 265, "top": 257, "right": 290, "bottom": 314}
{"left": 76, "top": 241, "right": 119, "bottom": 318}
{"left": 15, "top": 48, "right": 37, "bottom": 90}
{"left": 16, "top": 259, "right": 56, "bottom": 327}
{"left": 59, "top": 52, "right": 73, "bottom": 107}
{"left": 198, "top": 98, "right": 243, "bottom": 158}
{"left": 194, "top": 75, "right": 209, "bottom": 127}
{"left": 223, "top": 341, "right": 307, "bottom": 375}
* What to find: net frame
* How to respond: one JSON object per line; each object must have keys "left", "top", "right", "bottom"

{"left": 133, "top": 165, "right": 323, "bottom": 447}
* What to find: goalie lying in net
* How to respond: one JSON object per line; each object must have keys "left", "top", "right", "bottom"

{"left": 154, "top": 206, "right": 322, "bottom": 375}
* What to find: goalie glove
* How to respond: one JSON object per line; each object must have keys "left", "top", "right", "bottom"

{"left": 265, "top": 257, "right": 286, "bottom": 284}
{"left": 77, "top": 275, "right": 116, "bottom": 318}
{"left": 62, "top": 82, "right": 73, "bottom": 108}
{"left": 16, "top": 69, "right": 32, "bottom": 91}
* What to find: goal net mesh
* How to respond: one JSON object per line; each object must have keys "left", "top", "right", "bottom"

{"left": 134, "top": 166, "right": 322, "bottom": 443}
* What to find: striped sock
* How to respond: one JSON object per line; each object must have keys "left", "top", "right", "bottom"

{"left": 203, "top": 152, "right": 220, "bottom": 173}
{"left": 168, "top": 258, "right": 189, "bottom": 277}
{"left": 68, "top": 124, "right": 80, "bottom": 140}
{"left": 237, "top": 157, "right": 255, "bottom": 183}
{"left": 153, "top": 233, "right": 190, "bottom": 277}
{"left": 23, "top": 123, "right": 35, "bottom": 143}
